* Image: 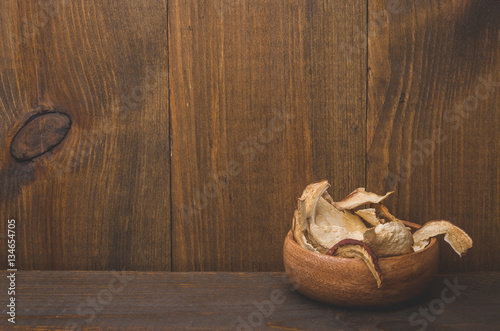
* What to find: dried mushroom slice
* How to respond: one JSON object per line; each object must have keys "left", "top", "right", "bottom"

{"left": 301, "top": 199, "right": 329, "bottom": 254}
{"left": 299, "top": 180, "right": 366, "bottom": 251}
{"left": 413, "top": 220, "right": 473, "bottom": 256}
{"left": 326, "top": 239, "right": 383, "bottom": 288}
{"left": 333, "top": 188, "right": 393, "bottom": 211}
{"left": 371, "top": 203, "right": 399, "bottom": 223}
{"left": 309, "top": 197, "right": 367, "bottom": 249}
{"left": 363, "top": 222, "right": 414, "bottom": 257}
{"left": 307, "top": 233, "right": 328, "bottom": 254}
{"left": 354, "top": 208, "right": 381, "bottom": 227}
{"left": 296, "top": 181, "right": 333, "bottom": 253}
{"left": 300, "top": 180, "right": 330, "bottom": 219}
{"left": 322, "top": 190, "right": 335, "bottom": 205}
{"left": 293, "top": 199, "right": 318, "bottom": 253}
{"left": 292, "top": 198, "right": 329, "bottom": 253}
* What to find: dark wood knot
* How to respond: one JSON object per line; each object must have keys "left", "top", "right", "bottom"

{"left": 10, "top": 111, "right": 72, "bottom": 162}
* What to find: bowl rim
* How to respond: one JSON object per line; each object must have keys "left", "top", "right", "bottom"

{"left": 285, "top": 220, "right": 438, "bottom": 261}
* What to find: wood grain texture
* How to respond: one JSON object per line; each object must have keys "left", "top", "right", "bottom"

{"left": 1, "top": 271, "right": 499, "bottom": 329}
{"left": 367, "top": 0, "right": 500, "bottom": 271}
{"left": 0, "top": 0, "right": 170, "bottom": 270}
{"left": 0, "top": 0, "right": 497, "bottom": 273}
{"left": 169, "top": 0, "right": 366, "bottom": 271}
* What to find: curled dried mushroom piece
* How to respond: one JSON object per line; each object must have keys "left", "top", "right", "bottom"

{"left": 291, "top": 180, "right": 473, "bottom": 288}
{"left": 309, "top": 197, "right": 366, "bottom": 249}
{"left": 300, "top": 180, "right": 330, "bottom": 219}
{"left": 372, "top": 203, "right": 399, "bottom": 223}
{"left": 413, "top": 220, "right": 473, "bottom": 256}
{"left": 297, "top": 180, "right": 367, "bottom": 253}
{"left": 292, "top": 198, "right": 318, "bottom": 253}
{"left": 326, "top": 239, "right": 383, "bottom": 288}
{"left": 333, "top": 188, "right": 393, "bottom": 211}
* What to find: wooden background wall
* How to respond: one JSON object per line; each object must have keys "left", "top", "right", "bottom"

{"left": 0, "top": 0, "right": 498, "bottom": 272}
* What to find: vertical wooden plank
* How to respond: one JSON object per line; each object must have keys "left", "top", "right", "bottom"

{"left": 169, "top": 0, "right": 366, "bottom": 271}
{"left": 0, "top": 0, "right": 170, "bottom": 270}
{"left": 368, "top": 0, "right": 499, "bottom": 271}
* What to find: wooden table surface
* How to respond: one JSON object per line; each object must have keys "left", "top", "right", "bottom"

{"left": 1, "top": 271, "right": 498, "bottom": 330}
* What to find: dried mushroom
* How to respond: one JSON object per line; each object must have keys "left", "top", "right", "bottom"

{"left": 291, "top": 180, "right": 473, "bottom": 288}
{"left": 326, "top": 239, "right": 383, "bottom": 288}
{"left": 355, "top": 208, "right": 381, "bottom": 227}
{"left": 372, "top": 203, "right": 399, "bottom": 223}
{"left": 300, "top": 180, "right": 330, "bottom": 218}
{"left": 309, "top": 197, "right": 367, "bottom": 249}
{"left": 333, "top": 188, "right": 393, "bottom": 211}
{"left": 413, "top": 220, "right": 473, "bottom": 256}
{"left": 363, "top": 222, "right": 413, "bottom": 257}
{"left": 293, "top": 198, "right": 318, "bottom": 253}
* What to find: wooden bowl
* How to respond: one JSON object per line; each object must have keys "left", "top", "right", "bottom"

{"left": 283, "top": 221, "right": 439, "bottom": 307}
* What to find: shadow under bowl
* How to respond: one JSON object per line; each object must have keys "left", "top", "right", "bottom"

{"left": 283, "top": 221, "right": 439, "bottom": 307}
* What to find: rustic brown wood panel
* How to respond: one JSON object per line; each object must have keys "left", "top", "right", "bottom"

{"left": 0, "top": 0, "right": 170, "bottom": 270}
{"left": 169, "top": 0, "right": 366, "bottom": 271}
{"left": 1, "top": 271, "right": 499, "bottom": 329}
{"left": 367, "top": 0, "right": 500, "bottom": 271}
